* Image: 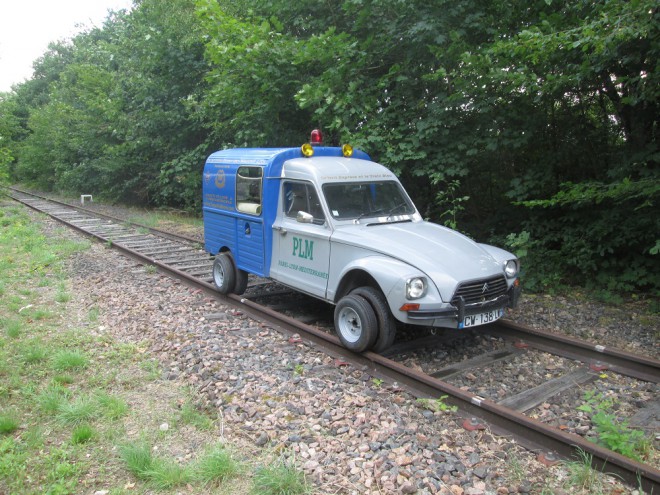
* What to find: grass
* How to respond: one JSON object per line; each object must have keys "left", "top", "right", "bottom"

{"left": 504, "top": 450, "right": 527, "bottom": 484}
{"left": 2, "top": 318, "right": 21, "bottom": 338}
{"left": 0, "top": 411, "right": 19, "bottom": 434}
{"left": 56, "top": 395, "right": 99, "bottom": 425}
{"left": 51, "top": 349, "right": 89, "bottom": 371}
{"left": 178, "top": 398, "right": 214, "bottom": 430}
{"left": 119, "top": 442, "right": 155, "bottom": 479}
{"left": 21, "top": 339, "right": 48, "bottom": 364}
{"left": 95, "top": 391, "right": 129, "bottom": 420}
{"left": 126, "top": 210, "right": 203, "bottom": 231}
{"left": 563, "top": 448, "right": 607, "bottom": 494}
{"left": 119, "top": 441, "right": 193, "bottom": 489}
{"left": 252, "top": 458, "right": 309, "bottom": 495}
{"left": 193, "top": 444, "right": 242, "bottom": 484}
{"left": 36, "top": 385, "right": 71, "bottom": 414}
{"left": 0, "top": 198, "right": 310, "bottom": 495}
{"left": 119, "top": 441, "right": 245, "bottom": 489}
{"left": 71, "top": 424, "right": 94, "bottom": 444}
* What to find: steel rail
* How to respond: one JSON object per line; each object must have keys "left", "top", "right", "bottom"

{"left": 6, "top": 186, "right": 201, "bottom": 244}
{"left": 7, "top": 190, "right": 659, "bottom": 493}
{"left": 491, "top": 319, "right": 660, "bottom": 383}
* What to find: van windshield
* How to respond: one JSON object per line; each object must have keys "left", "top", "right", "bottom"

{"left": 323, "top": 181, "right": 415, "bottom": 220}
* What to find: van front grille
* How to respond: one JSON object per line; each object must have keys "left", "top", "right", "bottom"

{"left": 451, "top": 275, "right": 507, "bottom": 305}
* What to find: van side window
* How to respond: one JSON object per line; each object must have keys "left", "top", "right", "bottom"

{"left": 236, "top": 166, "right": 263, "bottom": 215}
{"left": 283, "top": 181, "right": 325, "bottom": 225}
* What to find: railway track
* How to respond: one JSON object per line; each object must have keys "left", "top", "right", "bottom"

{"left": 6, "top": 186, "right": 659, "bottom": 492}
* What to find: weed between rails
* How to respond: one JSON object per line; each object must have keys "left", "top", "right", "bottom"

{"left": 0, "top": 202, "right": 310, "bottom": 494}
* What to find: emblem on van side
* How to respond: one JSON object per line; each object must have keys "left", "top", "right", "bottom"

{"left": 215, "top": 169, "right": 226, "bottom": 189}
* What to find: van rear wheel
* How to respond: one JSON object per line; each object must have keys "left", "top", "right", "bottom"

{"left": 351, "top": 286, "right": 396, "bottom": 352}
{"left": 212, "top": 253, "right": 236, "bottom": 294}
{"left": 334, "top": 294, "right": 378, "bottom": 352}
{"left": 234, "top": 268, "right": 248, "bottom": 295}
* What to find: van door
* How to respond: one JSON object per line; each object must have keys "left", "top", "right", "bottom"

{"left": 270, "top": 181, "right": 331, "bottom": 299}
{"left": 233, "top": 166, "right": 265, "bottom": 275}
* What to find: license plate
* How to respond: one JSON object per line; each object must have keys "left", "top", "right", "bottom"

{"left": 459, "top": 308, "right": 504, "bottom": 329}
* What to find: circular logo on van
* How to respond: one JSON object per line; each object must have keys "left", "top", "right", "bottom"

{"left": 215, "top": 169, "right": 226, "bottom": 189}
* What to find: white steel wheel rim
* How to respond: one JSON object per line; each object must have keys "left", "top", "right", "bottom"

{"left": 213, "top": 261, "right": 225, "bottom": 286}
{"left": 337, "top": 306, "right": 362, "bottom": 343}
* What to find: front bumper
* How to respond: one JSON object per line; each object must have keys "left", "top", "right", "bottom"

{"left": 405, "top": 283, "right": 522, "bottom": 323}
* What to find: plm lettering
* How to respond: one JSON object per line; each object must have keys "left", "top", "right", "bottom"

{"left": 292, "top": 237, "right": 314, "bottom": 260}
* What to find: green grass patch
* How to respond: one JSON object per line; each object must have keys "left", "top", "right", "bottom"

{"left": 56, "top": 395, "right": 99, "bottom": 425}
{"left": 119, "top": 441, "right": 155, "bottom": 479}
{"left": 178, "top": 400, "right": 214, "bottom": 430}
{"left": 139, "top": 357, "right": 162, "bottom": 380}
{"left": 53, "top": 374, "right": 75, "bottom": 385}
{"left": 55, "top": 283, "right": 71, "bottom": 303}
{"left": 87, "top": 306, "right": 99, "bottom": 322}
{"left": 2, "top": 319, "right": 21, "bottom": 338}
{"left": 21, "top": 339, "right": 48, "bottom": 364}
{"left": 51, "top": 349, "right": 88, "bottom": 371}
{"left": 119, "top": 441, "right": 193, "bottom": 489}
{"left": 95, "top": 391, "right": 129, "bottom": 420}
{"left": 0, "top": 202, "right": 315, "bottom": 495}
{"left": 36, "top": 385, "right": 71, "bottom": 414}
{"left": 147, "top": 458, "right": 192, "bottom": 489}
{"left": 193, "top": 444, "right": 242, "bottom": 484}
{"left": 71, "top": 424, "right": 95, "bottom": 444}
{"left": 563, "top": 448, "right": 607, "bottom": 494}
{"left": 252, "top": 458, "right": 309, "bottom": 495}
{"left": 0, "top": 411, "right": 19, "bottom": 434}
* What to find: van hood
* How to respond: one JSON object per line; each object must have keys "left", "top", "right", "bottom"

{"left": 331, "top": 220, "right": 505, "bottom": 301}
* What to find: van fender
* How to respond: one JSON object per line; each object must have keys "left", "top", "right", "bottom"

{"left": 329, "top": 255, "right": 442, "bottom": 308}
{"left": 478, "top": 243, "right": 514, "bottom": 264}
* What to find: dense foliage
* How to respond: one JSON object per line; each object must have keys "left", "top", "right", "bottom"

{"left": 0, "top": 0, "right": 657, "bottom": 294}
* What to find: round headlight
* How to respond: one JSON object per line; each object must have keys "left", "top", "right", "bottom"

{"left": 406, "top": 277, "right": 427, "bottom": 299}
{"left": 504, "top": 260, "right": 518, "bottom": 279}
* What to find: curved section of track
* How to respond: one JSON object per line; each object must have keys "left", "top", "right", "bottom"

{"left": 7, "top": 187, "right": 659, "bottom": 493}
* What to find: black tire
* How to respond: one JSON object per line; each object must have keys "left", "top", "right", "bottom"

{"left": 212, "top": 253, "right": 236, "bottom": 294}
{"left": 351, "top": 286, "right": 397, "bottom": 353}
{"left": 234, "top": 268, "right": 248, "bottom": 295}
{"left": 334, "top": 294, "right": 378, "bottom": 352}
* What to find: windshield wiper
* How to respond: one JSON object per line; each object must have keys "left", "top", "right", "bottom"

{"left": 386, "top": 202, "right": 408, "bottom": 218}
{"left": 355, "top": 203, "right": 409, "bottom": 222}
{"left": 356, "top": 208, "right": 386, "bottom": 220}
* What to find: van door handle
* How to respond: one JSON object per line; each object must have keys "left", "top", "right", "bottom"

{"left": 273, "top": 226, "right": 287, "bottom": 235}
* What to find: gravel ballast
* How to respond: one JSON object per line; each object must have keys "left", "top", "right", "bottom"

{"left": 14, "top": 194, "right": 657, "bottom": 494}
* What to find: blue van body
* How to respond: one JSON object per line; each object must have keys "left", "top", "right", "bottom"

{"left": 202, "top": 146, "right": 371, "bottom": 278}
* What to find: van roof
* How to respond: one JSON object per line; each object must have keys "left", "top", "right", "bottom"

{"left": 282, "top": 156, "right": 397, "bottom": 183}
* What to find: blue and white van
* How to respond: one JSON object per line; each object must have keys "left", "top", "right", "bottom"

{"left": 203, "top": 134, "right": 521, "bottom": 352}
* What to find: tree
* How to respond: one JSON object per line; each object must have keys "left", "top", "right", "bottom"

{"left": 2, "top": 0, "right": 657, "bottom": 293}
{"left": 467, "top": 0, "right": 660, "bottom": 292}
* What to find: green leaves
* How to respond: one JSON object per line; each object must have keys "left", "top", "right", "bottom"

{"left": 0, "top": 0, "right": 657, "bottom": 294}
{"left": 579, "top": 391, "right": 651, "bottom": 462}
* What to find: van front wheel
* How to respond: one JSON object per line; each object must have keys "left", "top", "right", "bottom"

{"left": 351, "top": 286, "right": 396, "bottom": 353}
{"left": 334, "top": 294, "right": 378, "bottom": 352}
{"left": 212, "top": 253, "right": 236, "bottom": 294}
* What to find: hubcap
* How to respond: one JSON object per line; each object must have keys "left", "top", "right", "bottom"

{"left": 213, "top": 261, "right": 225, "bottom": 285}
{"left": 338, "top": 307, "right": 361, "bottom": 343}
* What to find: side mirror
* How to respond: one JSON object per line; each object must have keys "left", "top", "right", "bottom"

{"left": 296, "top": 211, "right": 314, "bottom": 223}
